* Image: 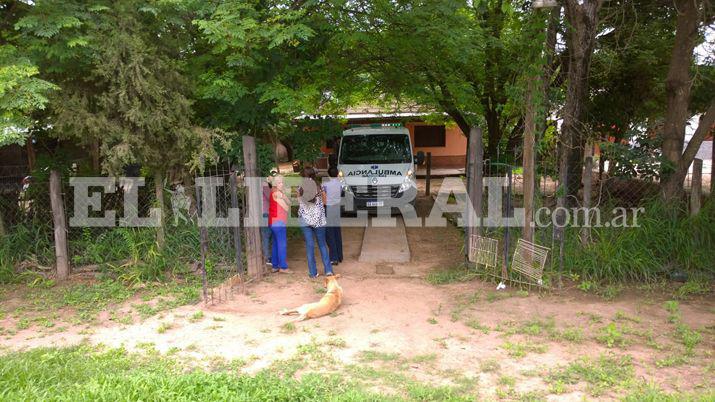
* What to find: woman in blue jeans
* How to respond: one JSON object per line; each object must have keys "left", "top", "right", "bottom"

{"left": 269, "top": 175, "right": 291, "bottom": 273}
{"left": 298, "top": 168, "right": 333, "bottom": 278}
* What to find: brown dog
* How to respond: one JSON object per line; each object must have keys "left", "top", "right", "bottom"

{"left": 280, "top": 275, "right": 343, "bottom": 321}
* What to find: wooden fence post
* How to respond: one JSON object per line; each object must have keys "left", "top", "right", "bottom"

{"left": 465, "top": 127, "right": 483, "bottom": 260}
{"left": 580, "top": 143, "right": 593, "bottom": 245}
{"left": 425, "top": 152, "right": 432, "bottom": 197}
{"left": 0, "top": 210, "right": 6, "bottom": 238}
{"left": 523, "top": 78, "right": 536, "bottom": 242}
{"left": 243, "top": 136, "right": 264, "bottom": 280}
{"left": 229, "top": 169, "right": 245, "bottom": 290}
{"left": 691, "top": 158, "right": 702, "bottom": 215}
{"left": 49, "top": 170, "right": 69, "bottom": 281}
{"left": 194, "top": 181, "right": 209, "bottom": 302}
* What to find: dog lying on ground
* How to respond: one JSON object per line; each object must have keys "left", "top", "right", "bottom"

{"left": 280, "top": 275, "right": 343, "bottom": 321}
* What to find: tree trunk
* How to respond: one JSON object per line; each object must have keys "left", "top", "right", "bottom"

{"left": 663, "top": 100, "right": 715, "bottom": 199}
{"left": 25, "top": 137, "right": 36, "bottom": 171}
{"left": 661, "top": 0, "right": 705, "bottom": 201}
{"left": 154, "top": 171, "right": 166, "bottom": 249}
{"left": 484, "top": 106, "right": 503, "bottom": 162}
{"left": 561, "top": 0, "right": 602, "bottom": 206}
{"left": 90, "top": 139, "right": 101, "bottom": 173}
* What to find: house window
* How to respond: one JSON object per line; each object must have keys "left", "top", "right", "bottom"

{"left": 414, "top": 125, "right": 446, "bottom": 147}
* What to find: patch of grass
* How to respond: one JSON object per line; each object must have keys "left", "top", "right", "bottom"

{"left": 480, "top": 358, "right": 500, "bottom": 373}
{"left": 485, "top": 291, "right": 512, "bottom": 303}
{"left": 552, "top": 327, "right": 585, "bottom": 343}
{"left": 674, "top": 323, "right": 702, "bottom": 354}
{"left": 324, "top": 337, "right": 347, "bottom": 348}
{"left": 613, "top": 311, "right": 641, "bottom": 323}
{"left": 579, "top": 312, "right": 603, "bottom": 324}
{"left": 189, "top": 311, "right": 204, "bottom": 323}
{"left": 502, "top": 341, "right": 548, "bottom": 358}
{"left": 357, "top": 350, "right": 401, "bottom": 363}
{"left": 427, "top": 317, "right": 438, "bottom": 325}
{"left": 280, "top": 322, "right": 296, "bottom": 334}
{"left": 547, "top": 354, "right": 634, "bottom": 396}
{"left": 497, "top": 375, "right": 516, "bottom": 387}
{"left": 663, "top": 300, "right": 702, "bottom": 354}
{"left": 406, "top": 382, "right": 472, "bottom": 401}
{"left": 212, "top": 316, "right": 226, "bottom": 322}
{"left": 596, "top": 323, "right": 628, "bottom": 348}
{"left": 673, "top": 280, "right": 710, "bottom": 300}
{"left": 16, "top": 318, "right": 29, "bottom": 330}
{"left": 517, "top": 317, "right": 556, "bottom": 336}
{"left": 109, "top": 311, "right": 133, "bottom": 325}
{"left": 425, "top": 265, "right": 477, "bottom": 285}
{"left": 664, "top": 300, "right": 680, "bottom": 319}
{"left": 465, "top": 319, "right": 490, "bottom": 334}
{"left": 623, "top": 383, "right": 715, "bottom": 401}
{"left": 655, "top": 354, "right": 689, "bottom": 368}
{"left": 598, "top": 284, "right": 623, "bottom": 300}
{"left": 157, "top": 322, "right": 173, "bottom": 334}
{"left": 409, "top": 353, "right": 437, "bottom": 364}
{"left": 0, "top": 345, "right": 391, "bottom": 400}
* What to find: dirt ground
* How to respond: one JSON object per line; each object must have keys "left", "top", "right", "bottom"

{"left": 1, "top": 196, "right": 713, "bottom": 400}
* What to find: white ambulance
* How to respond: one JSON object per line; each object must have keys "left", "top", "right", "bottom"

{"left": 337, "top": 124, "right": 423, "bottom": 214}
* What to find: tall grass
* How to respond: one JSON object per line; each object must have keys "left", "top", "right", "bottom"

{"left": 0, "top": 224, "right": 54, "bottom": 284}
{"left": 565, "top": 199, "right": 715, "bottom": 282}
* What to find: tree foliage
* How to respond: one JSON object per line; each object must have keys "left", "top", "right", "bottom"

{"left": 0, "top": 45, "right": 57, "bottom": 146}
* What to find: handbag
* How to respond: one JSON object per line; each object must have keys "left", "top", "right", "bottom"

{"left": 299, "top": 191, "right": 327, "bottom": 227}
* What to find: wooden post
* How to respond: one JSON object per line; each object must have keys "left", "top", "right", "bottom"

{"left": 711, "top": 139, "right": 714, "bottom": 196}
{"left": 465, "top": 127, "right": 483, "bottom": 260}
{"left": 194, "top": 180, "right": 209, "bottom": 302}
{"left": 49, "top": 170, "right": 69, "bottom": 281}
{"left": 523, "top": 78, "right": 536, "bottom": 242}
{"left": 580, "top": 143, "right": 593, "bottom": 245}
{"left": 243, "top": 136, "right": 264, "bottom": 280}
{"left": 154, "top": 171, "right": 166, "bottom": 249}
{"left": 26, "top": 137, "right": 36, "bottom": 171}
{"left": 554, "top": 138, "right": 568, "bottom": 289}
{"left": 0, "top": 210, "right": 6, "bottom": 237}
{"left": 229, "top": 169, "right": 245, "bottom": 290}
{"left": 425, "top": 152, "right": 432, "bottom": 196}
{"left": 691, "top": 158, "right": 702, "bottom": 215}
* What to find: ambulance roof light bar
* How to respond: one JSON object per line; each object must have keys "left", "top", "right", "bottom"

{"left": 346, "top": 123, "right": 403, "bottom": 129}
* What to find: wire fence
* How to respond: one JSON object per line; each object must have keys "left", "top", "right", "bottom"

{"left": 0, "top": 161, "right": 249, "bottom": 298}
{"left": 1, "top": 151, "right": 712, "bottom": 290}
{"left": 467, "top": 156, "right": 713, "bottom": 289}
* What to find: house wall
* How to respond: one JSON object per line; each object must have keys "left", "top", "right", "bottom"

{"left": 405, "top": 122, "right": 467, "bottom": 168}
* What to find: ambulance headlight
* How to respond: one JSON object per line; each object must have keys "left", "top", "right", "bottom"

{"left": 397, "top": 170, "right": 416, "bottom": 193}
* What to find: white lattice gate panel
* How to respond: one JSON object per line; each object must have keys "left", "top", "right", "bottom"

{"left": 511, "top": 239, "right": 550, "bottom": 285}
{"left": 469, "top": 234, "right": 499, "bottom": 268}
